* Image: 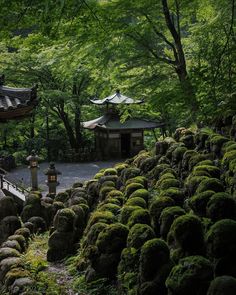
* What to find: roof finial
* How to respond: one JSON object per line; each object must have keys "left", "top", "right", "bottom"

{"left": 0, "top": 74, "right": 5, "bottom": 86}
{"left": 116, "top": 89, "right": 120, "bottom": 95}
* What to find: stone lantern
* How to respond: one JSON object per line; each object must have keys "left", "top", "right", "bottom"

{"left": 44, "top": 162, "right": 61, "bottom": 195}
{"left": 26, "top": 150, "right": 39, "bottom": 191}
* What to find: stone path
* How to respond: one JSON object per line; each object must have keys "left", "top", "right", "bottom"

{"left": 6, "top": 161, "right": 119, "bottom": 194}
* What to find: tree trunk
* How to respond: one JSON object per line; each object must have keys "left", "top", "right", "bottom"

{"left": 75, "top": 107, "right": 83, "bottom": 147}
{"left": 60, "top": 111, "right": 78, "bottom": 151}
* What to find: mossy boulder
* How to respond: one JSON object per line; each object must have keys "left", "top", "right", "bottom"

{"left": 126, "top": 176, "right": 148, "bottom": 188}
{"left": 54, "top": 192, "right": 69, "bottom": 203}
{"left": 140, "top": 238, "right": 170, "bottom": 282}
{"left": 99, "top": 186, "right": 115, "bottom": 201}
{"left": 126, "top": 197, "right": 147, "bottom": 208}
{"left": 7, "top": 235, "right": 26, "bottom": 252}
{"left": 172, "top": 146, "right": 188, "bottom": 164}
{"left": 168, "top": 214, "right": 205, "bottom": 256}
{"left": 0, "top": 248, "right": 20, "bottom": 263}
{"left": 207, "top": 276, "right": 236, "bottom": 295}
{"left": 129, "top": 189, "right": 149, "bottom": 203}
{"left": 98, "top": 203, "right": 121, "bottom": 215}
{"left": 159, "top": 178, "right": 180, "bottom": 190}
{"left": 222, "top": 150, "right": 236, "bottom": 169}
{"left": 0, "top": 197, "right": 17, "bottom": 221}
{"left": 107, "top": 190, "right": 124, "bottom": 204}
{"left": 125, "top": 183, "right": 144, "bottom": 198}
{"left": 196, "top": 178, "right": 224, "bottom": 194}
{"left": 1, "top": 240, "right": 21, "bottom": 252}
{"left": 155, "top": 140, "right": 169, "bottom": 155}
{"left": 82, "top": 222, "right": 108, "bottom": 248}
{"left": 188, "top": 154, "right": 210, "bottom": 171}
{"left": 159, "top": 188, "right": 185, "bottom": 206}
{"left": 182, "top": 150, "right": 198, "bottom": 171}
{"left": 185, "top": 175, "right": 210, "bottom": 195}
{"left": 96, "top": 223, "right": 128, "bottom": 254}
{"left": 149, "top": 164, "right": 170, "bottom": 180}
{"left": 150, "top": 197, "right": 175, "bottom": 233}
{"left": 127, "top": 208, "right": 151, "bottom": 228}
{"left": 210, "top": 135, "right": 228, "bottom": 156}
{"left": 14, "top": 228, "right": 31, "bottom": 242}
{"left": 120, "top": 205, "right": 142, "bottom": 225}
{"left": 27, "top": 216, "right": 47, "bottom": 233}
{"left": 159, "top": 206, "right": 185, "bottom": 239}
{"left": 0, "top": 216, "right": 21, "bottom": 244}
{"left": 121, "top": 167, "right": 141, "bottom": 183}
{"left": 188, "top": 191, "right": 215, "bottom": 217}
{"left": 127, "top": 224, "right": 155, "bottom": 249}
{"left": 139, "top": 156, "right": 160, "bottom": 173}
{"left": 206, "top": 219, "right": 236, "bottom": 258}
{"left": 166, "top": 255, "right": 213, "bottom": 295}
{"left": 206, "top": 193, "right": 236, "bottom": 221}
{"left": 100, "top": 180, "right": 115, "bottom": 188}
{"left": 4, "top": 266, "right": 30, "bottom": 288}
{"left": 193, "top": 165, "right": 221, "bottom": 179}
{"left": 85, "top": 211, "right": 115, "bottom": 233}
{"left": 104, "top": 168, "right": 117, "bottom": 176}
{"left": 53, "top": 208, "right": 76, "bottom": 232}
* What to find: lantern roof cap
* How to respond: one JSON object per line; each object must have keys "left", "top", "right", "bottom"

{"left": 44, "top": 162, "right": 61, "bottom": 175}
{"left": 26, "top": 150, "right": 39, "bottom": 161}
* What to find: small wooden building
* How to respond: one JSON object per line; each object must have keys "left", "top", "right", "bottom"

{"left": 0, "top": 74, "right": 38, "bottom": 122}
{"left": 83, "top": 90, "right": 165, "bottom": 159}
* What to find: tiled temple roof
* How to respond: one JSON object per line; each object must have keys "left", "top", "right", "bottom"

{"left": 0, "top": 75, "right": 38, "bottom": 120}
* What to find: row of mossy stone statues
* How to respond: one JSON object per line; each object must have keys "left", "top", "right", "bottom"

{"left": 1, "top": 124, "right": 236, "bottom": 294}
{"left": 67, "top": 126, "right": 236, "bottom": 295}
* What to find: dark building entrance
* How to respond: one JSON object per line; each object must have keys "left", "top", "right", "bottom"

{"left": 121, "top": 133, "right": 131, "bottom": 158}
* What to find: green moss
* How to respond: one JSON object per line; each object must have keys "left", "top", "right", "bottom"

{"left": 159, "top": 178, "right": 180, "bottom": 190}
{"left": 168, "top": 214, "right": 205, "bottom": 256}
{"left": 207, "top": 276, "right": 236, "bottom": 295}
{"left": 121, "top": 167, "right": 141, "bottom": 183}
{"left": 100, "top": 181, "right": 115, "bottom": 188}
{"left": 120, "top": 205, "right": 142, "bottom": 225}
{"left": 127, "top": 224, "right": 155, "bottom": 249}
{"left": 98, "top": 203, "right": 121, "bottom": 215}
{"left": 188, "top": 154, "right": 210, "bottom": 171}
{"left": 4, "top": 267, "right": 30, "bottom": 287}
{"left": 196, "top": 160, "right": 214, "bottom": 166}
{"left": 206, "top": 219, "right": 236, "bottom": 258}
{"left": 85, "top": 211, "right": 115, "bottom": 233}
{"left": 126, "top": 176, "right": 148, "bottom": 188}
{"left": 150, "top": 197, "right": 175, "bottom": 226}
{"left": 125, "top": 183, "right": 144, "bottom": 198}
{"left": 193, "top": 165, "right": 221, "bottom": 179}
{"left": 129, "top": 189, "right": 149, "bottom": 203}
{"left": 99, "top": 186, "right": 115, "bottom": 201}
{"left": 0, "top": 248, "right": 20, "bottom": 262}
{"left": 159, "top": 188, "right": 185, "bottom": 206}
{"left": 159, "top": 206, "right": 185, "bottom": 239}
{"left": 103, "top": 198, "right": 121, "bottom": 206}
{"left": 54, "top": 208, "right": 76, "bottom": 232}
{"left": 114, "top": 163, "right": 129, "bottom": 175}
{"left": 196, "top": 178, "right": 224, "bottom": 194}
{"left": 172, "top": 146, "right": 188, "bottom": 163}
{"left": 8, "top": 235, "right": 26, "bottom": 252}
{"left": 126, "top": 197, "right": 147, "bottom": 208}
{"left": 206, "top": 193, "right": 236, "bottom": 222}
{"left": 223, "top": 150, "right": 236, "bottom": 168}
{"left": 14, "top": 228, "right": 31, "bottom": 241}
{"left": 188, "top": 191, "right": 215, "bottom": 217}
{"left": 210, "top": 135, "right": 228, "bottom": 146}
{"left": 94, "top": 172, "right": 104, "bottom": 179}
{"left": 185, "top": 175, "right": 210, "bottom": 195}
{"left": 166, "top": 255, "right": 213, "bottom": 295}
{"left": 82, "top": 222, "right": 108, "bottom": 248}
{"left": 103, "top": 168, "right": 117, "bottom": 176}
{"left": 149, "top": 164, "right": 170, "bottom": 180}
{"left": 140, "top": 238, "right": 170, "bottom": 281}
{"left": 96, "top": 223, "right": 128, "bottom": 254}
{"left": 127, "top": 209, "right": 150, "bottom": 228}
{"left": 54, "top": 192, "right": 69, "bottom": 203}
{"left": 182, "top": 150, "right": 198, "bottom": 170}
